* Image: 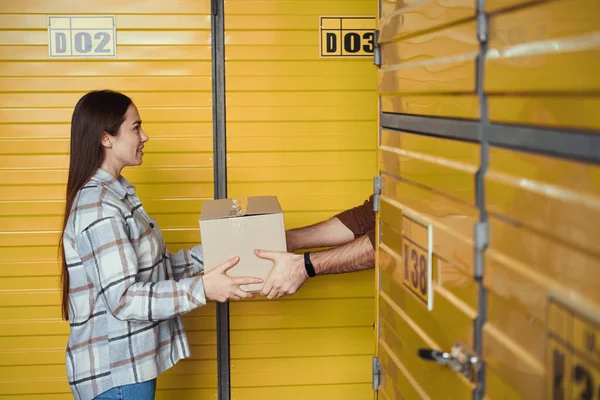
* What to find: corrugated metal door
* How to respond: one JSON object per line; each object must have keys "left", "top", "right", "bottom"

{"left": 483, "top": 0, "right": 600, "bottom": 398}
{"left": 1, "top": 0, "right": 379, "bottom": 399}
{"left": 375, "top": 0, "right": 600, "bottom": 399}
{"left": 224, "top": 1, "right": 378, "bottom": 399}
{"left": 375, "top": 0, "right": 483, "bottom": 398}
{"left": 0, "top": 1, "right": 218, "bottom": 398}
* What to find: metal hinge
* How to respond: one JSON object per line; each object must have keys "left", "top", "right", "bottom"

{"left": 477, "top": 12, "right": 488, "bottom": 43}
{"left": 373, "top": 175, "right": 383, "bottom": 212}
{"left": 373, "top": 30, "right": 381, "bottom": 67}
{"left": 474, "top": 222, "right": 488, "bottom": 251}
{"left": 418, "top": 342, "right": 482, "bottom": 384}
{"left": 211, "top": 0, "right": 219, "bottom": 16}
{"left": 372, "top": 356, "right": 381, "bottom": 390}
{"left": 474, "top": 221, "right": 488, "bottom": 278}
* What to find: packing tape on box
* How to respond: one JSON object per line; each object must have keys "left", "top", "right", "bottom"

{"left": 228, "top": 198, "right": 248, "bottom": 217}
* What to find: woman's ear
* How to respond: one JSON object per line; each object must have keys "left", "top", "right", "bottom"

{"left": 100, "top": 134, "right": 113, "bottom": 149}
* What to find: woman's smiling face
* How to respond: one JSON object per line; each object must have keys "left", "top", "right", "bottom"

{"left": 101, "top": 103, "right": 149, "bottom": 174}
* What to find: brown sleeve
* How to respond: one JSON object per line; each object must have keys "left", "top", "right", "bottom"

{"left": 335, "top": 195, "right": 376, "bottom": 249}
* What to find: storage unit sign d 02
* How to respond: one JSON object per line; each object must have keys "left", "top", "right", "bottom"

{"left": 48, "top": 16, "right": 116, "bottom": 58}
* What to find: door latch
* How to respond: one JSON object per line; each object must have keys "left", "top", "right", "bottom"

{"left": 373, "top": 175, "right": 382, "bottom": 212}
{"left": 417, "top": 342, "right": 481, "bottom": 383}
{"left": 373, "top": 30, "right": 381, "bottom": 67}
{"left": 372, "top": 356, "right": 381, "bottom": 390}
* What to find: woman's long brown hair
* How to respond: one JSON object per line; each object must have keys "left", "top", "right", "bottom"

{"left": 60, "top": 90, "right": 132, "bottom": 321}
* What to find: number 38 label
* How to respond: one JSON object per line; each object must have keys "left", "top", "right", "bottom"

{"left": 403, "top": 239, "right": 428, "bottom": 302}
{"left": 401, "top": 215, "right": 433, "bottom": 310}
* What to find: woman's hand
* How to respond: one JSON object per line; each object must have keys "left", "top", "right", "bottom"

{"left": 202, "top": 257, "right": 263, "bottom": 302}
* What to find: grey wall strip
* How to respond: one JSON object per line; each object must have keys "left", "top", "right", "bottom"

{"left": 212, "top": 0, "right": 227, "bottom": 199}
{"left": 211, "top": 0, "right": 230, "bottom": 399}
{"left": 488, "top": 123, "right": 600, "bottom": 164}
{"left": 381, "top": 112, "right": 480, "bottom": 142}
{"left": 474, "top": 2, "right": 489, "bottom": 399}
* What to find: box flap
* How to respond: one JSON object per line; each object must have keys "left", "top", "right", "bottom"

{"left": 200, "top": 196, "right": 282, "bottom": 221}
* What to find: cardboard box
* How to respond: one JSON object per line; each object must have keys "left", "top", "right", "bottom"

{"left": 199, "top": 196, "right": 287, "bottom": 292}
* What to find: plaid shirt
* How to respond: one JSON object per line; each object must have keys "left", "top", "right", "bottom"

{"left": 62, "top": 168, "right": 205, "bottom": 400}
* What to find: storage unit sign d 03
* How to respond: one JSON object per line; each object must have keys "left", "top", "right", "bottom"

{"left": 320, "top": 16, "right": 376, "bottom": 58}
{"left": 48, "top": 16, "right": 116, "bottom": 58}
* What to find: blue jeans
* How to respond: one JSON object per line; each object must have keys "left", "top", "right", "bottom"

{"left": 93, "top": 379, "right": 156, "bottom": 400}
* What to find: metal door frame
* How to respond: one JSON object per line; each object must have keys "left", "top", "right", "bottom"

{"left": 210, "top": 0, "right": 230, "bottom": 399}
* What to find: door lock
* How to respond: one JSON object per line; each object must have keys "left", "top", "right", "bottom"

{"left": 418, "top": 342, "right": 481, "bottom": 383}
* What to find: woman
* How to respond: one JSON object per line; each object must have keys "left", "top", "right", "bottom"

{"left": 60, "top": 90, "right": 261, "bottom": 400}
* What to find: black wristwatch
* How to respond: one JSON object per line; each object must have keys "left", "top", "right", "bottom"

{"left": 303, "top": 252, "right": 316, "bottom": 277}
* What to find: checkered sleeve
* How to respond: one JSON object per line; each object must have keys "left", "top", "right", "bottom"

{"left": 168, "top": 245, "right": 204, "bottom": 280}
{"left": 76, "top": 216, "right": 206, "bottom": 322}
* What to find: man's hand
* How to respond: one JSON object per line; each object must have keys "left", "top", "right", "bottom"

{"left": 255, "top": 250, "right": 308, "bottom": 299}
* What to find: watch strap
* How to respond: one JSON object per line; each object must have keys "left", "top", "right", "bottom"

{"left": 303, "top": 252, "right": 316, "bottom": 277}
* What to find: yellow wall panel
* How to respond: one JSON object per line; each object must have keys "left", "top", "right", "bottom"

{"left": 230, "top": 385, "right": 373, "bottom": 400}
{"left": 1, "top": 1, "right": 378, "bottom": 399}
{"left": 486, "top": 147, "right": 600, "bottom": 259}
{"left": 380, "top": 0, "right": 475, "bottom": 41}
{"left": 0, "top": 46, "right": 213, "bottom": 61}
{"left": 0, "top": 30, "right": 211, "bottom": 46}
{"left": 379, "top": 21, "right": 478, "bottom": 95}
{"left": 488, "top": 95, "right": 600, "bottom": 132}
{"left": 380, "top": 130, "right": 479, "bottom": 205}
{"left": 486, "top": 0, "right": 542, "bottom": 13}
{"left": 225, "top": 46, "right": 330, "bottom": 61}
{"left": 228, "top": 91, "right": 377, "bottom": 107}
{"left": 382, "top": 21, "right": 478, "bottom": 67}
{"left": 485, "top": 0, "right": 600, "bottom": 129}
{"left": 376, "top": 1, "right": 483, "bottom": 385}
{"left": 1, "top": 0, "right": 210, "bottom": 13}
{"left": 223, "top": 0, "right": 377, "bottom": 398}
{"left": 381, "top": 95, "right": 479, "bottom": 119}
{"left": 226, "top": 15, "right": 326, "bottom": 30}
{"left": 227, "top": 106, "right": 375, "bottom": 121}
{"left": 0, "top": 62, "right": 211, "bottom": 78}
{"left": 227, "top": 76, "right": 374, "bottom": 91}
{"left": 0, "top": 123, "right": 213, "bottom": 140}
{"left": 161, "top": 385, "right": 374, "bottom": 400}
{"left": 483, "top": 324, "right": 544, "bottom": 400}
{"left": 484, "top": 145, "right": 600, "bottom": 398}
{"left": 0, "top": 14, "right": 212, "bottom": 30}
{"left": 226, "top": 61, "right": 375, "bottom": 77}
{"left": 226, "top": 1, "right": 373, "bottom": 15}
{"left": 0, "top": 2, "right": 216, "bottom": 399}
{"left": 379, "top": 9, "right": 478, "bottom": 119}
{"left": 378, "top": 343, "right": 427, "bottom": 400}
{"left": 376, "top": 166, "right": 480, "bottom": 398}
{"left": 379, "top": 294, "right": 476, "bottom": 398}
{"left": 1, "top": 77, "right": 212, "bottom": 92}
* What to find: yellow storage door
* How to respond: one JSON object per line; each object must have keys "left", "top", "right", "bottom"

{"left": 375, "top": 0, "right": 483, "bottom": 398}
{"left": 483, "top": 0, "right": 600, "bottom": 398}
{"left": 224, "top": 1, "right": 378, "bottom": 398}
{"left": 376, "top": 0, "right": 599, "bottom": 398}
{"left": 485, "top": 0, "right": 600, "bottom": 132}
{"left": 0, "top": 1, "right": 217, "bottom": 398}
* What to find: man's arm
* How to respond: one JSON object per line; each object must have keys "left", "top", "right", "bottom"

{"left": 256, "top": 235, "right": 374, "bottom": 299}
{"left": 310, "top": 235, "right": 374, "bottom": 274}
{"left": 286, "top": 195, "right": 375, "bottom": 252}
{"left": 256, "top": 195, "right": 376, "bottom": 299}
{"left": 286, "top": 217, "right": 355, "bottom": 252}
